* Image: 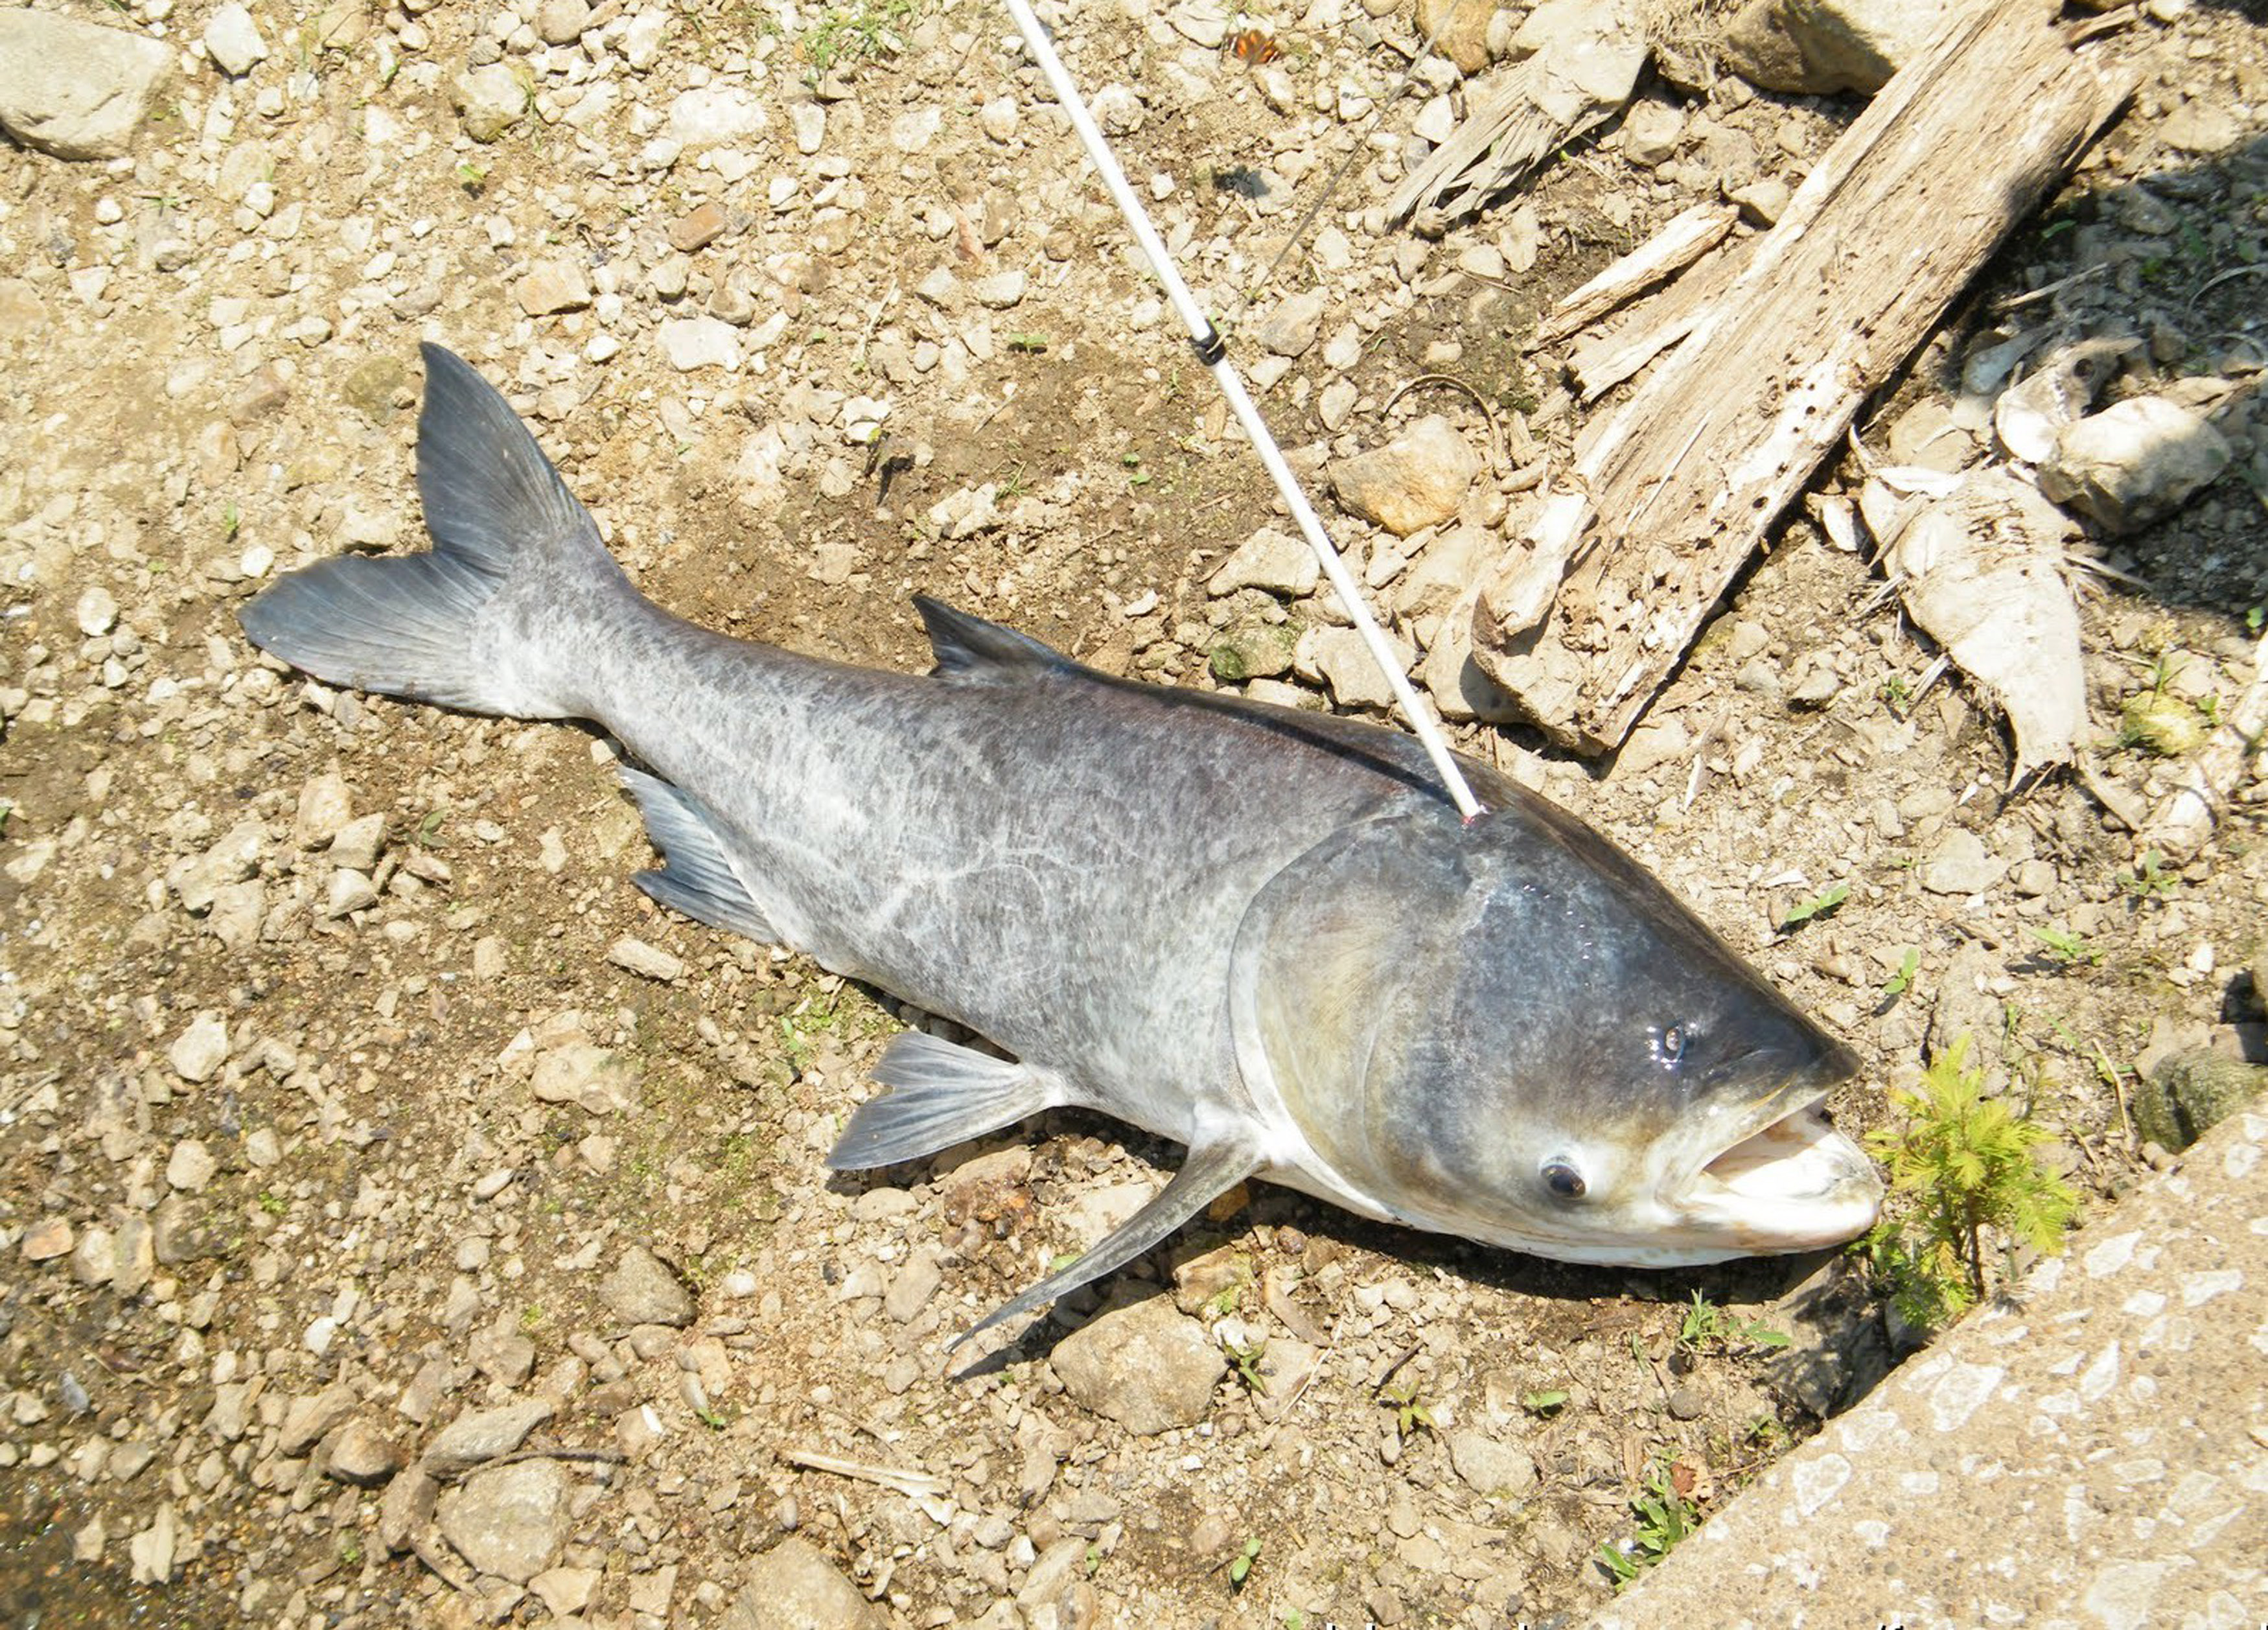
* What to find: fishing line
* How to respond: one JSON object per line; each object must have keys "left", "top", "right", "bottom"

{"left": 997, "top": 0, "right": 1487, "bottom": 822}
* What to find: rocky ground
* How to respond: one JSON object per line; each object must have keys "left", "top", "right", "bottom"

{"left": 1, "top": 0, "right": 2265, "bottom": 1626}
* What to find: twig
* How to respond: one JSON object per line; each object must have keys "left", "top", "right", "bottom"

{"left": 1383, "top": 372, "right": 1505, "bottom": 475}
{"left": 430, "top": 1444, "right": 628, "bottom": 1484}
{"left": 2185, "top": 262, "right": 2268, "bottom": 317}
{"left": 782, "top": 1446, "right": 949, "bottom": 1500}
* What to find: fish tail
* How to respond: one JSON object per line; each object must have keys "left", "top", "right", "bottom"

{"left": 238, "top": 343, "right": 627, "bottom": 719}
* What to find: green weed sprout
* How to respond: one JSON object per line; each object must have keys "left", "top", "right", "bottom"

{"left": 1859, "top": 1036, "right": 2077, "bottom": 1333}
{"left": 1597, "top": 1463, "right": 1697, "bottom": 1587}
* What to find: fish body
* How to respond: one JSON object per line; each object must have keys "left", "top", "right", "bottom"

{"left": 242, "top": 345, "right": 1882, "bottom": 1338}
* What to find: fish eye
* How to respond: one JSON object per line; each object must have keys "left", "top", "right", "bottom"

{"left": 1541, "top": 1159, "right": 1587, "bottom": 1201}
{"left": 1654, "top": 1024, "right": 1689, "bottom": 1067}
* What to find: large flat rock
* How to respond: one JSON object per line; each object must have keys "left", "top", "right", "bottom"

{"left": 1595, "top": 1108, "right": 2268, "bottom": 1626}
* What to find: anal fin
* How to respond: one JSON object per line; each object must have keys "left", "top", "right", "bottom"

{"left": 827, "top": 1032, "right": 1060, "bottom": 1169}
{"left": 955, "top": 1130, "right": 1264, "bottom": 1349}
{"left": 619, "top": 767, "right": 777, "bottom": 944}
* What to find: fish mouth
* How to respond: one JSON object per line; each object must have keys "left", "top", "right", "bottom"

{"left": 1667, "top": 1089, "right": 1883, "bottom": 1253}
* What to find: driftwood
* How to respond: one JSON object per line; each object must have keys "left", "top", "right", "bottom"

{"left": 1535, "top": 203, "right": 1737, "bottom": 346}
{"left": 1471, "top": 0, "right": 2136, "bottom": 756}
{"left": 1389, "top": 0, "right": 1648, "bottom": 234}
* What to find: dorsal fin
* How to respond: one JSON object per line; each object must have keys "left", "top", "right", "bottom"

{"left": 913, "top": 595, "right": 1075, "bottom": 685}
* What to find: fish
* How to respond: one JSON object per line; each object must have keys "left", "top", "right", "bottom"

{"left": 240, "top": 343, "right": 1883, "bottom": 1342}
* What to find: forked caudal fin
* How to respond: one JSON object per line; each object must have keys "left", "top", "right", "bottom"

{"left": 237, "top": 343, "right": 627, "bottom": 717}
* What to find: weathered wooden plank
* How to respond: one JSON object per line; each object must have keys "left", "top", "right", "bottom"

{"left": 1536, "top": 203, "right": 1737, "bottom": 346}
{"left": 1470, "top": 0, "right": 2136, "bottom": 756}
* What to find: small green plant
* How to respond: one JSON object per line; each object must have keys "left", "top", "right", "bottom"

{"left": 519, "top": 1303, "right": 544, "bottom": 1334}
{"left": 1597, "top": 1463, "right": 1698, "bottom": 1587}
{"left": 1229, "top": 1535, "right": 1262, "bottom": 1589}
{"left": 1521, "top": 1388, "right": 1569, "bottom": 1416}
{"left": 415, "top": 809, "right": 446, "bottom": 845}
{"left": 456, "top": 159, "right": 489, "bottom": 191}
{"left": 695, "top": 1403, "right": 729, "bottom": 1430}
{"left": 1859, "top": 1036, "right": 2079, "bottom": 1333}
{"left": 1779, "top": 881, "right": 1848, "bottom": 931}
{"left": 1379, "top": 1379, "right": 1435, "bottom": 1439}
{"left": 223, "top": 500, "right": 240, "bottom": 540}
{"left": 1675, "top": 1290, "right": 1790, "bottom": 1353}
{"left": 1879, "top": 673, "right": 1912, "bottom": 713}
{"left": 1006, "top": 332, "right": 1051, "bottom": 353}
{"left": 798, "top": 0, "right": 916, "bottom": 78}
{"left": 2118, "top": 848, "right": 2178, "bottom": 901}
{"left": 1225, "top": 1339, "right": 1269, "bottom": 1396}
{"left": 1082, "top": 1541, "right": 1103, "bottom": 1578}
{"left": 258, "top": 1191, "right": 288, "bottom": 1217}
{"left": 2027, "top": 925, "right": 2101, "bottom": 967}
{"left": 1882, "top": 947, "right": 1921, "bottom": 999}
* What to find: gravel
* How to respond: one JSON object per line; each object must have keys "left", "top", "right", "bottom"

{"left": 0, "top": 0, "right": 2261, "bottom": 1624}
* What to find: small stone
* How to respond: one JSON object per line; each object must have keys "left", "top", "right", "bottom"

{"left": 1050, "top": 1293, "right": 1225, "bottom": 1436}
{"left": 669, "top": 201, "right": 728, "bottom": 253}
{"left": 1919, "top": 828, "right": 2002, "bottom": 896}
{"left": 1728, "top": 177, "right": 1792, "bottom": 227}
{"left": 203, "top": 3, "right": 268, "bottom": 78}
{"left": 453, "top": 64, "right": 528, "bottom": 143}
{"left": 1209, "top": 623, "right": 1299, "bottom": 684}
{"left": 1446, "top": 1428, "right": 1539, "bottom": 1498}
{"left": 531, "top": 1566, "right": 602, "bottom": 1617}
{"left": 1415, "top": 0, "right": 1492, "bottom": 73}
{"left": 0, "top": 10, "right": 176, "bottom": 161}
{"left": 294, "top": 771, "right": 354, "bottom": 848}
{"left": 1301, "top": 625, "right": 1418, "bottom": 711}
{"left": 980, "top": 95, "right": 1019, "bottom": 143}
{"left": 1619, "top": 100, "right": 1684, "bottom": 166}
{"left": 884, "top": 1247, "right": 943, "bottom": 1323}
{"left": 1209, "top": 527, "right": 1319, "bottom": 598}
{"left": 378, "top": 1465, "right": 439, "bottom": 1554}
{"left": 721, "top": 1537, "right": 885, "bottom": 1630}
{"left": 1090, "top": 82, "right": 1144, "bottom": 136}
{"left": 168, "top": 1014, "right": 229, "bottom": 1084}
{"left": 20, "top": 1218, "right": 73, "bottom": 1262}
{"left": 325, "top": 868, "right": 379, "bottom": 918}
{"left": 422, "top": 1401, "right": 555, "bottom": 1476}
{"left": 535, "top": 0, "right": 591, "bottom": 45}
{"left": 601, "top": 1244, "right": 695, "bottom": 1327}
{"left": 327, "top": 1417, "right": 406, "bottom": 1486}
{"left": 1722, "top": 0, "right": 1952, "bottom": 95}
{"left": 165, "top": 1140, "right": 216, "bottom": 1193}
{"left": 973, "top": 271, "right": 1028, "bottom": 309}
{"left": 1256, "top": 289, "right": 1326, "bottom": 359}
{"left": 128, "top": 1504, "right": 177, "bottom": 1585}
{"left": 789, "top": 100, "right": 826, "bottom": 154}
{"left": 660, "top": 316, "right": 741, "bottom": 372}
{"left": 667, "top": 85, "right": 767, "bottom": 148}
{"left": 2130, "top": 1049, "right": 2268, "bottom": 1154}
{"left": 76, "top": 585, "right": 119, "bottom": 636}
{"left": 2037, "top": 397, "right": 2233, "bottom": 535}
{"left": 607, "top": 937, "right": 685, "bottom": 983}
{"left": 515, "top": 260, "right": 592, "bottom": 317}
{"left": 329, "top": 813, "right": 386, "bottom": 874}
{"left": 437, "top": 1458, "right": 570, "bottom": 1583}
{"left": 531, "top": 1041, "right": 640, "bottom": 1115}
{"left": 1166, "top": 0, "right": 1231, "bottom": 48}
{"left": 279, "top": 1385, "right": 360, "bottom": 1456}
{"left": 1331, "top": 416, "right": 1481, "bottom": 537}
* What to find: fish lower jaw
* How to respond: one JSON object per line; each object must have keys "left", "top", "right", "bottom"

{"left": 1662, "top": 1103, "right": 1884, "bottom": 1254}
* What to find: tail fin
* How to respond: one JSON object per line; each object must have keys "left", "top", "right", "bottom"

{"left": 238, "top": 343, "right": 626, "bottom": 718}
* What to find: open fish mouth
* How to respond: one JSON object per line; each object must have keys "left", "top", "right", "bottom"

{"left": 1672, "top": 1095, "right": 1883, "bottom": 1250}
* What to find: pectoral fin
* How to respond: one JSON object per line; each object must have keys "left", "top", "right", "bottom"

{"left": 955, "top": 1131, "right": 1264, "bottom": 1349}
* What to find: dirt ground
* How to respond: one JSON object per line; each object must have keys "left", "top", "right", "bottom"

{"left": 2, "top": 0, "right": 2265, "bottom": 1625}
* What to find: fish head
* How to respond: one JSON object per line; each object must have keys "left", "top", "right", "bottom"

{"left": 1232, "top": 797, "right": 1882, "bottom": 1268}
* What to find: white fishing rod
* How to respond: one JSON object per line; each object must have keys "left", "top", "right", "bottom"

{"left": 997, "top": 0, "right": 1487, "bottom": 823}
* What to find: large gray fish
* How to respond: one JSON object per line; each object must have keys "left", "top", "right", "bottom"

{"left": 242, "top": 345, "right": 1882, "bottom": 1340}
